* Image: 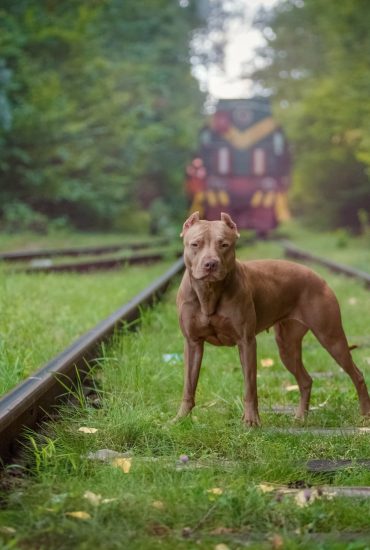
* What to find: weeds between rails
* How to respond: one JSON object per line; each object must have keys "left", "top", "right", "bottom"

{"left": 1, "top": 241, "right": 370, "bottom": 549}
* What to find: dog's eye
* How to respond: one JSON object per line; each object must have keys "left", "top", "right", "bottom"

{"left": 221, "top": 242, "right": 229, "bottom": 248}
{"left": 190, "top": 242, "right": 199, "bottom": 248}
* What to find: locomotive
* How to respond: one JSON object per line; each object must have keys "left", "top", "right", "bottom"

{"left": 185, "top": 97, "right": 291, "bottom": 234}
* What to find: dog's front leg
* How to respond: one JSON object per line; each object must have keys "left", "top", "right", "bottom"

{"left": 174, "top": 339, "right": 204, "bottom": 421}
{"left": 238, "top": 336, "right": 261, "bottom": 427}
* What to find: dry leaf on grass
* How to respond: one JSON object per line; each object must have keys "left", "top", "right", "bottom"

{"left": 261, "top": 358, "right": 274, "bottom": 368}
{"left": 207, "top": 487, "right": 223, "bottom": 496}
{"left": 78, "top": 427, "right": 98, "bottom": 434}
{"left": 285, "top": 384, "right": 299, "bottom": 392}
{"left": 83, "top": 491, "right": 102, "bottom": 506}
{"left": 258, "top": 483, "right": 276, "bottom": 493}
{"left": 147, "top": 522, "right": 170, "bottom": 537}
{"left": 151, "top": 500, "right": 165, "bottom": 510}
{"left": 112, "top": 457, "right": 132, "bottom": 473}
{"left": 348, "top": 297, "right": 358, "bottom": 305}
{"left": 209, "top": 527, "right": 235, "bottom": 535}
{"left": 270, "top": 533, "right": 284, "bottom": 549}
{"left": 65, "top": 511, "right": 91, "bottom": 520}
{"left": 214, "top": 544, "right": 230, "bottom": 550}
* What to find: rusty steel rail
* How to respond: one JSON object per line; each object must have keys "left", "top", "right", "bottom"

{"left": 283, "top": 241, "right": 370, "bottom": 289}
{"left": 0, "top": 257, "right": 184, "bottom": 463}
{"left": 0, "top": 238, "right": 169, "bottom": 262}
{"left": 23, "top": 251, "right": 176, "bottom": 274}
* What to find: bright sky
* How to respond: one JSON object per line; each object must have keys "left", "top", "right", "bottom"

{"left": 206, "top": 0, "right": 278, "bottom": 99}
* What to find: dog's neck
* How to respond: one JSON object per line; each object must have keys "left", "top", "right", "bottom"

{"left": 189, "top": 268, "right": 235, "bottom": 316}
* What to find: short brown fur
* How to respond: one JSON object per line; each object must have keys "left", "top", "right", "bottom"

{"left": 175, "top": 212, "right": 370, "bottom": 426}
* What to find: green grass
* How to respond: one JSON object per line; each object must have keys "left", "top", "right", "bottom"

{"left": 0, "top": 262, "right": 171, "bottom": 395}
{"left": 278, "top": 220, "right": 370, "bottom": 272}
{"left": 1, "top": 241, "right": 370, "bottom": 549}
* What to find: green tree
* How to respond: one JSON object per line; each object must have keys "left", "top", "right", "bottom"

{"left": 0, "top": 0, "right": 205, "bottom": 231}
{"left": 254, "top": 0, "right": 370, "bottom": 229}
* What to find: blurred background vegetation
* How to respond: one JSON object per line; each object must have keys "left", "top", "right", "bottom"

{"left": 254, "top": 0, "right": 370, "bottom": 231}
{"left": 0, "top": 0, "right": 209, "bottom": 234}
{"left": 0, "top": 0, "right": 369, "bottom": 235}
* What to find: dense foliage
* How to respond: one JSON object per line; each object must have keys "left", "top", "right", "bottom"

{"left": 254, "top": 0, "right": 370, "bottom": 229}
{"left": 0, "top": 0, "right": 205, "bottom": 232}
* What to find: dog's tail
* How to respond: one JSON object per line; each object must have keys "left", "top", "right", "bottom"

{"left": 349, "top": 344, "right": 358, "bottom": 351}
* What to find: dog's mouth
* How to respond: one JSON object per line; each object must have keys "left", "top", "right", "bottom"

{"left": 193, "top": 269, "right": 226, "bottom": 282}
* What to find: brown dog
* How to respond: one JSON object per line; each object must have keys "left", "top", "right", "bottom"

{"left": 175, "top": 211, "right": 370, "bottom": 426}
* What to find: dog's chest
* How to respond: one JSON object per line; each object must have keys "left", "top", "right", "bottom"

{"left": 193, "top": 312, "right": 239, "bottom": 346}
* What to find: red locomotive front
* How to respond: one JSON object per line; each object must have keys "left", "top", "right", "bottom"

{"left": 185, "top": 98, "right": 291, "bottom": 234}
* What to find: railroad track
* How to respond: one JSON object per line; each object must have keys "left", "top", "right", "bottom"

{"left": 0, "top": 238, "right": 169, "bottom": 262}
{"left": 0, "top": 257, "right": 184, "bottom": 464}
{"left": 2, "top": 240, "right": 370, "bottom": 549}
{"left": 2, "top": 242, "right": 370, "bottom": 465}
{"left": 22, "top": 250, "right": 179, "bottom": 274}
{"left": 283, "top": 241, "right": 370, "bottom": 289}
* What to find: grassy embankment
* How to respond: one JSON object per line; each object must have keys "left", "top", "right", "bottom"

{"left": 1, "top": 238, "right": 370, "bottom": 549}
{"left": 279, "top": 221, "right": 370, "bottom": 272}
{"left": 0, "top": 261, "right": 173, "bottom": 396}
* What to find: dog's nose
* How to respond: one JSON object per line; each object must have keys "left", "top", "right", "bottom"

{"left": 204, "top": 258, "right": 219, "bottom": 272}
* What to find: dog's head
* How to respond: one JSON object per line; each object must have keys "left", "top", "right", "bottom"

{"left": 180, "top": 211, "right": 240, "bottom": 281}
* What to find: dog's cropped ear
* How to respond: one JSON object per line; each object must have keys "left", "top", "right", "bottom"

{"left": 221, "top": 212, "right": 240, "bottom": 238}
{"left": 180, "top": 211, "right": 200, "bottom": 237}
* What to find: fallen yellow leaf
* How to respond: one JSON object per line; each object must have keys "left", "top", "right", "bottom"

{"left": 112, "top": 457, "right": 132, "bottom": 473}
{"left": 214, "top": 544, "right": 230, "bottom": 550}
{"left": 285, "top": 384, "right": 299, "bottom": 392}
{"left": 258, "top": 483, "right": 276, "bottom": 493}
{"left": 78, "top": 427, "right": 98, "bottom": 434}
{"left": 152, "top": 500, "right": 165, "bottom": 510}
{"left": 261, "top": 358, "right": 274, "bottom": 367}
{"left": 83, "top": 491, "right": 102, "bottom": 506}
{"left": 207, "top": 487, "right": 223, "bottom": 495}
{"left": 210, "top": 527, "right": 235, "bottom": 535}
{"left": 65, "top": 511, "right": 91, "bottom": 520}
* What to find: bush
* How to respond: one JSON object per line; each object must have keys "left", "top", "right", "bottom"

{"left": 1, "top": 202, "right": 49, "bottom": 233}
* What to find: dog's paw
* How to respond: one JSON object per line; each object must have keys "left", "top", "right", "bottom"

{"left": 294, "top": 408, "right": 308, "bottom": 422}
{"left": 170, "top": 413, "right": 189, "bottom": 424}
{"left": 360, "top": 405, "right": 370, "bottom": 417}
{"left": 242, "top": 412, "right": 261, "bottom": 427}
{"left": 171, "top": 401, "right": 194, "bottom": 423}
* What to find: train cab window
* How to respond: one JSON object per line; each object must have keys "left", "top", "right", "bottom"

{"left": 218, "top": 147, "right": 231, "bottom": 175}
{"left": 253, "top": 148, "right": 266, "bottom": 175}
{"left": 273, "top": 132, "right": 284, "bottom": 156}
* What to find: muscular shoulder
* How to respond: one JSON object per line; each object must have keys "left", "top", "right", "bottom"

{"left": 176, "top": 270, "right": 197, "bottom": 309}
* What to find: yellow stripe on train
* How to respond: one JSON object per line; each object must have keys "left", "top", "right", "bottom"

{"left": 190, "top": 190, "right": 290, "bottom": 223}
{"left": 224, "top": 117, "right": 278, "bottom": 150}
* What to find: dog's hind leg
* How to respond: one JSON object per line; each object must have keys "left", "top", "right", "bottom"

{"left": 274, "top": 320, "right": 311, "bottom": 419}
{"left": 310, "top": 316, "right": 370, "bottom": 416}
